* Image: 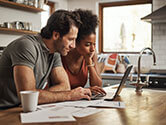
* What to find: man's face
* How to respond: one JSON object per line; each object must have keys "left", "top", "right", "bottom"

{"left": 56, "top": 25, "right": 78, "bottom": 56}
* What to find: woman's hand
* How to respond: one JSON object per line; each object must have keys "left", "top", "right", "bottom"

{"left": 89, "top": 86, "right": 106, "bottom": 96}
{"left": 84, "top": 51, "right": 95, "bottom": 65}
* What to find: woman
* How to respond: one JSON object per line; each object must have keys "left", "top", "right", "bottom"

{"left": 61, "top": 9, "right": 106, "bottom": 95}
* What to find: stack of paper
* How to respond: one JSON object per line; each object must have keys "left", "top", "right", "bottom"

{"left": 20, "top": 106, "right": 102, "bottom": 123}
{"left": 20, "top": 100, "right": 125, "bottom": 123}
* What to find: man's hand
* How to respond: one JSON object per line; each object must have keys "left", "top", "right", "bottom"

{"left": 89, "top": 86, "right": 106, "bottom": 96}
{"left": 68, "top": 87, "right": 92, "bottom": 101}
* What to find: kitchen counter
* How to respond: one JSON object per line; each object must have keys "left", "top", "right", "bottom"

{"left": 1, "top": 87, "right": 166, "bottom": 125}
{"left": 101, "top": 73, "right": 166, "bottom": 79}
{"left": 101, "top": 73, "right": 166, "bottom": 88}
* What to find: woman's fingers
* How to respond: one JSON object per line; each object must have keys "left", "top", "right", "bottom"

{"left": 90, "top": 86, "right": 106, "bottom": 95}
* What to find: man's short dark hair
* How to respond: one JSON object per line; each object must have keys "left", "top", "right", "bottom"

{"left": 40, "top": 10, "right": 81, "bottom": 39}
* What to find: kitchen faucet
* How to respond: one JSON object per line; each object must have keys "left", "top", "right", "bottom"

{"left": 131, "top": 47, "right": 156, "bottom": 92}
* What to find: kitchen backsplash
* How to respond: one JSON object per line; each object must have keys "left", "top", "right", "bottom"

{"left": 153, "top": 23, "right": 166, "bottom": 67}
{"left": 152, "top": 0, "right": 166, "bottom": 67}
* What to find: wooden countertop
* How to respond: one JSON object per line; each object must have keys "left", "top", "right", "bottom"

{"left": 0, "top": 88, "right": 166, "bottom": 125}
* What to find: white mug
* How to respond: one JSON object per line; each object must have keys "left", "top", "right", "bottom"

{"left": 20, "top": 91, "right": 39, "bottom": 112}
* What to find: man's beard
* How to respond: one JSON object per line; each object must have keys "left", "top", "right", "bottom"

{"left": 61, "top": 48, "right": 68, "bottom": 56}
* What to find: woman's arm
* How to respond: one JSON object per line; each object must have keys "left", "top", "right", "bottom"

{"left": 86, "top": 52, "right": 102, "bottom": 87}
{"left": 86, "top": 52, "right": 106, "bottom": 95}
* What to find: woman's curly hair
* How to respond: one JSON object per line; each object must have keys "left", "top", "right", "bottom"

{"left": 73, "top": 9, "right": 99, "bottom": 44}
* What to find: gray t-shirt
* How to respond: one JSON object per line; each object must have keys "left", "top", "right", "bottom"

{"left": 0, "top": 34, "right": 62, "bottom": 108}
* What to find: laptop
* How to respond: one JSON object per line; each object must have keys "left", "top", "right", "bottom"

{"left": 91, "top": 65, "right": 133, "bottom": 101}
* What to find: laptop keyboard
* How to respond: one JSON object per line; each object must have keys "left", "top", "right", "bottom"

{"left": 91, "top": 93, "right": 106, "bottom": 100}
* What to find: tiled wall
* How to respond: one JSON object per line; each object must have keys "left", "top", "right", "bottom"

{"left": 152, "top": 0, "right": 166, "bottom": 68}
{"left": 153, "top": 23, "right": 166, "bottom": 67}
{"left": 153, "top": 0, "right": 166, "bottom": 10}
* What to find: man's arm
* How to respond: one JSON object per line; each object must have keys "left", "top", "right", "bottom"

{"left": 48, "top": 66, "right": 71, "bottom": 91}
{"left": 14, "top": 65, "right": 91, "bottom": 104}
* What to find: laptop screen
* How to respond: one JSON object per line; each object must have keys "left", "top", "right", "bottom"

{"left": 113, "top": 65, "right": 133, "bottom": 98}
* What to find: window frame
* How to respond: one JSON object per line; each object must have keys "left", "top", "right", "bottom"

{"left": 98, "top": 0, "right": 152, "bottom": 54}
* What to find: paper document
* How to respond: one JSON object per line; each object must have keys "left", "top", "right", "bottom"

{"left": 54, "top": 100, "right": 125, "bottom": 108}
{"left": 38, "top": 104, "right": 103, "bottom": 117}
{"left": 20, "top": 106, "right": 103, "bottom": 123}
{"left": 72, "top": 107, "right": 102, "bottom": 117}
{"left": 90, "top": 101, "right": 125, "bottom": 108}
{"left": 20, "top": 106, "right": 76, "bottom": 123}
{"left": 21, "top": 99, "right": 125, "bottom": 123}
{"left": 38, "top": 103, "right": 57, "bottom": 110}
{"left": 55, "top": 100, "right": 103, "bottom": 107}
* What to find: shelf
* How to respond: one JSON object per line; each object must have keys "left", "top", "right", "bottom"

{"left": 0, "top": 0, "right": 44, "bottom": 12}
{"left": 0, "top": 27, "right": 39, "bottom": 35}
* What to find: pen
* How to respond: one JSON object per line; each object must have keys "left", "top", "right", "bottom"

{"left": 118, "top": 102, "right": 120, "bottom": 107}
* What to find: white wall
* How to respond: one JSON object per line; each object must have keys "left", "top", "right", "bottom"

{"left": 0, "top": 6, "right": 41, "bottom": 46}
{"left": 51, "top": 0, "right": 68, "bottom": 10}
{"left": 67, "top": 0, "right": 129, "bottom": 12}
{"left": 68, "top": 0, "right": 99, "bottom": 12}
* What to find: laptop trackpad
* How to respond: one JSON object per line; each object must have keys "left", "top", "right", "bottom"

{"left": 103, "top": 91, "right": 116, "bottom": 100}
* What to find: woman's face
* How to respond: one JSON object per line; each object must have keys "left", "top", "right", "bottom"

{"left": 76, "top": 33, "right": 96, "bottom": 57}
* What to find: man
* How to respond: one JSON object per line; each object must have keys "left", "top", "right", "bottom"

{"left": 0, "top": 10, "right": 91, "bottom": 109}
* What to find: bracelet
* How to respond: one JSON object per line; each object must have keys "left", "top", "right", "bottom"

{"left": 87, "top": 62, "right": 95, "bottom": 67}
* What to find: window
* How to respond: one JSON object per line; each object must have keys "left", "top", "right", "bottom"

{"left": 41, "top": 1, "right": 55, "bottom": 28}
{"left": 99, "top": 0, "right": 152, "bottom": 53}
